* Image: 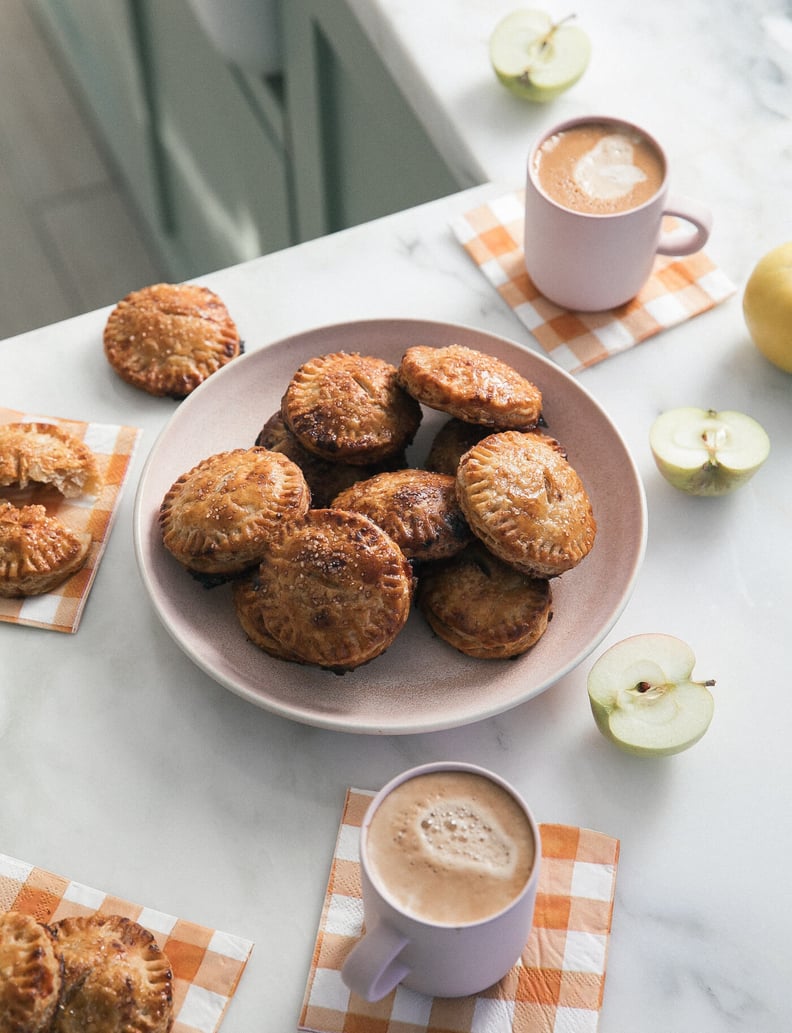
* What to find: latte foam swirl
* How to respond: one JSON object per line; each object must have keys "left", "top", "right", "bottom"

{"left": 573, "top": 134, "right": 648, "bottom": 201}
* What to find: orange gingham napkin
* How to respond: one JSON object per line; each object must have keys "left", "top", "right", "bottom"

{"left": 299, "top": 788, "right": 620, "bottom": 1033}
{"left": 450, "top": 189, "right": 736, "bottom": 374}
{"left": 0, "top": 852, "right": 253, "bottom": 1033}
{"left": 0, "top": 407, "right": 141, "bottom": 633}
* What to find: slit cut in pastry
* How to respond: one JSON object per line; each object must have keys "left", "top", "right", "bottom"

{"left": 0, "top": 910, "right": 63, "bottom": 1033}
{"left": 159, "top": 447, "right": 311, "bottom": 579}
{"left": 398, "top": 343, "right": 543, "bottom": 429}
{"left": 417, "top": 541, "right": 553, "bottom": 659}
{"left": 0, "top": 422, "right": 100, "bottom": 498}
{"left": 281, "top": 351, "right": 422, "bottom": 465}
{"left": 245, "top": 508, "right": 414, "bottom": 672}
{"left": 103, "top": 282, "right": 241, "bottom": 398}
{"left": 49, "top": 914, "right": 173, "bottom": 1033}
{"left": 455, "top": 430, "right": 596, "bottom": 578}
{"left": 332, "top": 468, "right": 472, "bottom": 562}
{"left": 255, "top": 410, "right": 405, "bottom": 508}
{"left": 0, "top": 501, "right": 92, "bottom": 597}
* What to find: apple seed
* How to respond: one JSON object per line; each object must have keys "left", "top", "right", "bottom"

{"left": 634, "top": 677, "right": 715, "bottom": 697}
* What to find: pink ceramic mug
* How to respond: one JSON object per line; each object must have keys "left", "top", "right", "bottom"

{"left": 341, "top": 761, "right": 541, "bottom": 1000}
{"left": 524, "top": 115, "right": 712, "bottom": 312}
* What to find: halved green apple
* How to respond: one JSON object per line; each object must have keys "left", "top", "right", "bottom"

{"left": 649, "top": 407, "right": 770, "bottom": 496}
{"left": 489, "top": 10, "right": 591, "bottom": 102}
{"left": 587, "top": 634, "right": 715, "bottom": 757}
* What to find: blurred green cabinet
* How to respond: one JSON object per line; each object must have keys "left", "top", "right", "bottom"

{"left": 34, "top": 0, "right": 292, "bottom": 279}
{"left": 141, "top": 0, "right": 293, "bottom": 278}
{"left": 282, "top": 0, "right": 460, "bottom": 240}
{"left": 31, "top": 0, "right": 162, "bottom": 231}
{"left": 32, "top": 0, "right": 462, "bottom": 279}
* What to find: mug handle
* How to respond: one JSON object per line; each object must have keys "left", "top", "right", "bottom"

{"left": 341, "top": 922, "right": 411, "bottom": 1002}
{"left": 657, "top": 194, "right": 713, "bottom": 257}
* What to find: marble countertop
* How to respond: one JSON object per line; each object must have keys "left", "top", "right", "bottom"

{"left": 3, "top": 2, "right": 792, "bottom": 1029}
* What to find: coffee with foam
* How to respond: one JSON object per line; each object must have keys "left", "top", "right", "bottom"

{"left": 365, "top": 770, "right": 536, "bottom": 925}
{"left": 533, "top": 120, "right": 665, "bottom": 215}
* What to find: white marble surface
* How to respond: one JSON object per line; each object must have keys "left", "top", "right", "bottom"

{"left": 2, "top": 2, "right": 792, "bottom": 1030}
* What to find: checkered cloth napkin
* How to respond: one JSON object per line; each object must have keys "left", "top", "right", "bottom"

{"left": 0, "top": 407, "right": 140, "bottom": 633}
{"left": 0, "top": 852, "right": 253, "bottom": 1033}
{"left": 299, "top": 788, "right": 620, "bottom": 1033}
{"left": 451, "top": 190, "right": 736, "bottom": 374}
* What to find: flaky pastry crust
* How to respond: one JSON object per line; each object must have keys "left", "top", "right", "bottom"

{"left": 332, "top": 468, "right": 471, "bottom": 562}
{"left": 281, "top": 352, "right": 421, "bottom": 465}
{"left": 0, "top": 911, "right": 62, "bottom": 1033}
{"left": 250, "top": 508, "right": 414, "bottom": 672}
{"left": 455, "top": 431, "right": 596, "bottom": 578}
{"left": 232, "top": 573, "right": 305, "bottom": 663}
{"left": 50, "top": 914, "right": 172, "bottom": 1033}
{"left": 103, "top": 282, "right": 241, "bottom": 398}
{"left": 0, "top": 501, "right": 92, "bottom": 597}
{"left": 255, "top": 411, "right": 404, "bottom": 508}
{"left": 398, "top": 344, "right": 542, "bottom": 429}
{"left": 423, "top": 417, "right": 490, "bottom": 475}
{"left": 417, "top": 542, "right": 552, "bottom": 659}
{"left": 159, "top": 447, "right": 310, "bottom": 577}
{"left": 0, "top": 422, "right": 100, "bottom": 498}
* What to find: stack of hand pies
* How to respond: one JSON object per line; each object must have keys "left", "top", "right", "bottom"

{"left": 0, "top": 910, "right": 173, "bottom": 1033}
{"left": 160, "top": 343, "right": 597, "bottom": 672}
{"left": 0, "top": 423, "right": 101, "bottom": 598}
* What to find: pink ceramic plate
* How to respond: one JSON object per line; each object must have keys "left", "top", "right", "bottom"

{"left": 133, "top": 319, "right": 646, "bottom": 734}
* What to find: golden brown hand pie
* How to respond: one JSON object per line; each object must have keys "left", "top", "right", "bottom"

{"left": 0, "top": 501, "right": 92, "bottom": 597}
{"left": 281, "top": 352, "right": 422, "bottom": 465}
{"left": 455, "top": 431, "right": 596, "bottom": 578}
{"left": 250, "top": 508, "right": 414, "bottom": 672}
{"left": 50, "top": 914, "right": 172, "bottom": 1033}
{"left": 232, "top": 573, "right": 305, "bottom": 664}
{"left": 398, "top": 344, "right": 542, "bottom": 429}
{"left": 159, "top": 447, "right": 310, "bottom": 578}
{"left": 423, "top": 417, "right": 490, "bottom": 475}
{"left": 103, "top": 282, "right": 241, "bottom": 398}
{"left": 255, "top": 410, "right": 405, "bottom": 508}
{"left": 0, "top": 910, "right": 63, "bottom": 1033}
{"left": 0, "top": 422, "right": 100, "bottom": 498}
{"left": 417, "top": 542, "right": 553, "bottom": 659}
{"left": 332, "top": 468, "right": 472, "bottom": 562}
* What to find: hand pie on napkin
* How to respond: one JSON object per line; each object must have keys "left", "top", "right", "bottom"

{"left": 0, "top": 853, "right": 253, "bottom": 1033}
{"left": 0, "top": 408, "right": 140, "bottom": 633}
